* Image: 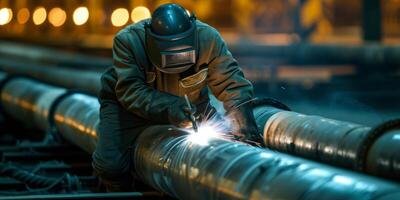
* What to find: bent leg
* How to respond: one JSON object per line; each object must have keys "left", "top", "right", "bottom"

{"left": 92, "top": 99, "right": 149, "bottom": 191}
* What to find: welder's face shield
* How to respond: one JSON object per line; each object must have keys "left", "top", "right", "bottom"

{"left": 145, "top": 18, "right": 197, "bottom": 74}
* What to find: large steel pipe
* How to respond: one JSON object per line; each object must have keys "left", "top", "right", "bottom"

{"left": 1, "top": 75, "right": 400, "bottom": 183}
{"left": 3, "top": 41, "right": 400, "bottom": 68}
{"left": 0, "top": 41, "right": 112, "bottom": 70}
{"left": 0, "top": 59, "right": 101, "bottom": 95}
{"left": 134, "top": 125, "right": 400, "bottom": 200}
{"left": 366, "top": 130, "right": 400, "bottom": 179}
{"left": 0, "top": 74, "right": 99, "bottom": 153}
{"left": 0, "top": 78, "right": 66, "bottom": 130}
{"left": 52, "top": 93, "right": 99, "bottom": 153}
{"left": 229, "top": 43, "right": 400, "bottom": 68}
{"left": 1, "top": 77, "right": 400, "bottom": 199}
{"left": 253, "top": 104, "right": 400, "bottom": 181}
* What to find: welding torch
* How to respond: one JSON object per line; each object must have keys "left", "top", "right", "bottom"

{"left": 184, "top": 95, "right": 198, "bottom": 133}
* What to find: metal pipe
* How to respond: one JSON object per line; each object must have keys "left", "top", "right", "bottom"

{"left": 0, "top": 78, "right": 66, "bottom": 130}
{"left": 0, "top": 41, "right": 112, "bottom": 70}
{"left": 52, "top": 93, "right": 99, "bottom": 154}
{"left": 134, "top": 125, "right": 400, "bottom": 200}
{"left": 0, "top": 74, "right": 98, "bottom": 152}
{"left": 2, "top": 75, "right": 400, "bottom": 182}
{"left": 2, "top": 43, "right": 400, "bottom": 98}
{"left": 0, "top": 59, "right": 101, "bottom": 96}
{"left": 366, "top": 130, "right": 400, "bottom": 179}
{"left": 1, "top": 77, "right": 400, "bottom": 199}
{"left": 253, "top": 103, "right": 400, "bottom": 181}
{"left": 229, "top": 43, "right": 400, "bottom": 68}
{"left": 3, "top": 41, "right": 400, "bottom": 68}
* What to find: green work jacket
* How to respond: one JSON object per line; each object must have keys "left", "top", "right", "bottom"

{"left": 100, "top": 19, "right": 254, "bottom": 124}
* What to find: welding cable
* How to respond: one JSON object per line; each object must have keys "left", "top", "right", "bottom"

{"left": 0, "top": 163, "right": 80, "bottom": 195}
{"left": 252, "top": 97, "right": 291, "bottom": 112}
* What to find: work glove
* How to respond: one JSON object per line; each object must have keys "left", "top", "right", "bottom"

{"left": 226, "top": 102, "right": 263, "bottom": 145}
{"left": 168, "top": 97, "right": 197, "bottom": 128}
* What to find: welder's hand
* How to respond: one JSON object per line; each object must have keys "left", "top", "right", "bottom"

{"left": 226, "top": 103, "right": 263, "bottom": 145}
{"left": 168, "top": 98, "right": 196, "bottom": 128}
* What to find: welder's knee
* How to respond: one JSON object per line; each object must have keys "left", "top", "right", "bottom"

{"left": 92, "top": 148, "right": 131, "bottom": 177}
{"left": 92, "top": 150, "right": 134, "bottom": 192}
{"left": 92, "top": 138, "right": 135, "bottom": 192}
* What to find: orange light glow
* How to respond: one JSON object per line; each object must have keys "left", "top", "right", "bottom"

{"left": 33, "top": 7, "right": 47, "bottom": 25}
{"left": 0, "top": 8, "right": 13, "bottom": 25}
{"left": 131, "top": 6, "right": 151, "bottom": 23}
{"left": 73, "top": 7, "right": 89, "bottom": 26}
{"left": 111, "top": 8, "right": 129, "bottom": 27}
{"left": 17, "top": 8, "right": 30, "bottom": 24}
{"left": 48, "top": 7, "right": 66, "bottom": 27}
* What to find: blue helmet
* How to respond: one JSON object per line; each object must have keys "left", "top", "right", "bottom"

{"left": 145, "top": 4, "right": 198, "bottom": 74}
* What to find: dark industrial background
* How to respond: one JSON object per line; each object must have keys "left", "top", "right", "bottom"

{"left": 0, "top": 0, "right": 399, "bottom": 199}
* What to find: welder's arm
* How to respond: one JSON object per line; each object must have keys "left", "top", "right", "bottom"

{"left": 112, "top": 33, "right": 190, "bottom": 126}
{"left": 207, "top": 30, "right": 262, "bottom": 144}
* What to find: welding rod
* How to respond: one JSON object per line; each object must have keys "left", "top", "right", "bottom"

{"left": 184, "top": 94, "right": 198, "bottom": 133}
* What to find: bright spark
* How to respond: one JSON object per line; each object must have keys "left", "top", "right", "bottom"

{"left": 186, "top": 122, "right": 226, "bottom": 146}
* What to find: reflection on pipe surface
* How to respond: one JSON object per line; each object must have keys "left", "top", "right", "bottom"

{"left": 53, "top": 94, "right": 99, "bottom": 153}
{"left": 253, "top": 104, "right": 400, "bottom": 181}
{"left": 134, "top": 126, "right": 400, "bottom": 200}
{"left": 261, "top": 110, "right": 370, "bottom": 169}
{"left": 0, "top": 78, "right": 66, "bottom": 130}
{"left": 367, "top": 130, "right": 400, "bottom": 180}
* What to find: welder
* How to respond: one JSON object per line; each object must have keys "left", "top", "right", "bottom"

{"left": 92, "top": 3, "right": 260, "bottom": 191}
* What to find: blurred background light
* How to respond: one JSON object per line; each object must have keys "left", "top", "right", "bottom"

{"left": 17, "top": 8, "right": 30, "bottom": 24}
{"left": 73, "top": 7, "right": 89, "bottom": 26}
{"left": 48, "top": 7, "right": 66, "bottom": 27}
{"left": 33, "top": 7, "right": 47, "bottom": 25}
{"left": 111, "top": 8, "right": 129, "bottom": 27}
{"left": 131, "top": 6, "right": 151, "bottom": 23}
{"left": 0, "top": 8, "right": 13, "bottom": 25}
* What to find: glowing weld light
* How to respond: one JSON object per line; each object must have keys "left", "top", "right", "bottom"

{"left": 186, "top": 124, "right": 223, "bottom": 146}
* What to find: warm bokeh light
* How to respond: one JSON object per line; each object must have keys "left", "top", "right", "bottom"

{"left": 17, "top": 8, "right": 30, "bottom": 24}
{"left": 131, "top": 6, "right": 151, "bottom": 23}
{"left": 48, "top": 7, "right": 66, "bottom": 27}
{"left": 33, "top": 7, "right": 47, "bottom": 25}
{"left": 73, "top": 7, "right": 89, "bottom": 26}
{"left": 111, "top": 8, "right": 129, "bottom": 27}
{"left": 0, "top": 8, "right": 13, "bottom": 25}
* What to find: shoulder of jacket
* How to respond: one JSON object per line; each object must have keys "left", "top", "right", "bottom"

{"left": 196, "top": 20, "right": 221, "bottom": 40}
{"left": 114, "top": 19, "right": 149, "bottom": 41}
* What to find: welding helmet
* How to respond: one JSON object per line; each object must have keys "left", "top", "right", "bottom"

{"left": 145, "top": 4, "right": 198, "bottom": 74}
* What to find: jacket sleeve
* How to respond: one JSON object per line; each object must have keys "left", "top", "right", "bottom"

{"left": 207, "top": 29, "right": 254, "bottom": 112}
{"left": 112, "top": 32, "right": 181, "bottom": 123}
